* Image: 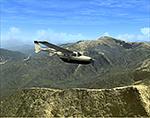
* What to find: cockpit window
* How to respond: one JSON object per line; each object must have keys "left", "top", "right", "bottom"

{"left": 78, "top": 52, "right": 82, "bottom": 56}
{"left": 72, "top": 52, "right": 82, "bottom": 57}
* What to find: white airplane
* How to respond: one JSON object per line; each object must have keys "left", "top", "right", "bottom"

{"left": 34, "top": 41, "right": 94, "bottom": 64}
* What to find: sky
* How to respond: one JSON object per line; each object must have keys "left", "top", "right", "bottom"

{"left": 1, "top": 0, "right": 150, "bottom": 48}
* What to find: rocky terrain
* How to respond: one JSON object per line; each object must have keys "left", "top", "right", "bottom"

{"left": 0, "top": 36, "right": 150, "bottom": 116}
{"left": 1, "top": 85, "right": 150, "bottom": 117}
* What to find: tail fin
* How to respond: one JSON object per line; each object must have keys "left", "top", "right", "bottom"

{"left": 34, "top": 41, "right": 41, "bottom": 53}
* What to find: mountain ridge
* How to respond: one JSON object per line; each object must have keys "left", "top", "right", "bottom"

{"left": 1, "top": 84, "right": 149, "bottom": 117}
{"left": 1, "top": 36, "right": 150, "bottom": 117}
{"left": 0, "top": 36, "right": 150, "bottom": 97}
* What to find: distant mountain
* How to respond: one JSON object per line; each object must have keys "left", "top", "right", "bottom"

{"left": 3, "top": 44, "right": 34, "bottom": 54}
{"left": 0, "top": 48, "right": 26, "bottom": 61}
{"left": 0, "top": 36, "right": 150, "bottom": 98}
{"left": 1, "top": 36, "right": 150, "bottom": 117}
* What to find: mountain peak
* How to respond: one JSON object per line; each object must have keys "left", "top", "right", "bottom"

{"left": 98, "top": 36, "right": 116, "bottom": 40}
{"left": 98, "top": 36, "right": 124, "bottom": 43}
{"left": 97, "top": 36, "right": 146, "bottom": 49}
{"left": 67, "top": 36, "right": 148, "bottom": 52}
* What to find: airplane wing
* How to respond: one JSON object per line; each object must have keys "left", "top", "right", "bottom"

{"left": 34, "top": 41, "right": 73, "bottom": 54}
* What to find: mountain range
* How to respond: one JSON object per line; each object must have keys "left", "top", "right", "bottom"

{"left": 0, "top": 36, "right": 150, "bottom": 97}
{"left": 0, "top": 36, "right": 150, "bottom": 116}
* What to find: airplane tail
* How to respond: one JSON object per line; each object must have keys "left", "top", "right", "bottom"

{"left": 34, "top": 41, "right": 41, "bottom": 53}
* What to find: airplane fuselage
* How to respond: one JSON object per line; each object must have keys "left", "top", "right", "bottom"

{"left": 60, "top": 55, "right": 93, "bottom": 64}
{"left": 57, "top": 52, "right": 93, "bottom": 64}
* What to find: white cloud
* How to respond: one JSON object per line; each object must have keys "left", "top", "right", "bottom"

{"left": 36, "top": 29, "right": 86, "bottom": 44}
{"left": 1, "top": 27, "right": 24, "bottom": 48}
{"left": 116, "top": 34, "right": 149, "bottom": 42}
{"left": 7, "top": 27, "right": 21, "bottom": 39}
{"left": 1, "top": 27, "right": 86, "bottom": 48}
{"left": 2, "top": 26, "right": 149, "bottom": 49}
{"left": 102, "top": 32, "right": 110, "bottom": 36}
{"left": 9, "top": 27, "right": 21, "bottom": 34}
{"left": 114, "top": 27, "right": 150, "bottom": 42}
{"left": 37, "top": 29, "right": 47, "bottom": 36}
{"left": 141, "top": 27, "right": 150, "bottom": 36}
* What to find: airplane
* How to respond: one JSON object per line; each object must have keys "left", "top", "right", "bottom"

{"left": 34, "top": 41, "right": 94, "bottom": 64}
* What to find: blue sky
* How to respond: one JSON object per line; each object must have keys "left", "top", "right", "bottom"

{"left": 1, "top": 0, "right": 150, "bottom": 47}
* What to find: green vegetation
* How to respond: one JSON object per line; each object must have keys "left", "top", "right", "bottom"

{"left": 1, "top": 86, "right": 149, "bottom": 117}
{"left": 0, "top": 48, "right": 25, "bottom": 60}
{"left": 0, "top": 37, "right": 150, "bottom": 117}
{"left": 0, "top": 36, "right": 150, "bottom": 98}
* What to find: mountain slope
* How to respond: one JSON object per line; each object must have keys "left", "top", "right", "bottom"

{"left": 0, "top": 36, "right": 150, "bottom": 98}
{"left": 0, "top": 48, "right": 25, "bottom": 61}
{"left": 1, "top": 85, "right": 149, "bottom": 117}
{"left": 1, "top": 36, "right": 150, "bottom": 117}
